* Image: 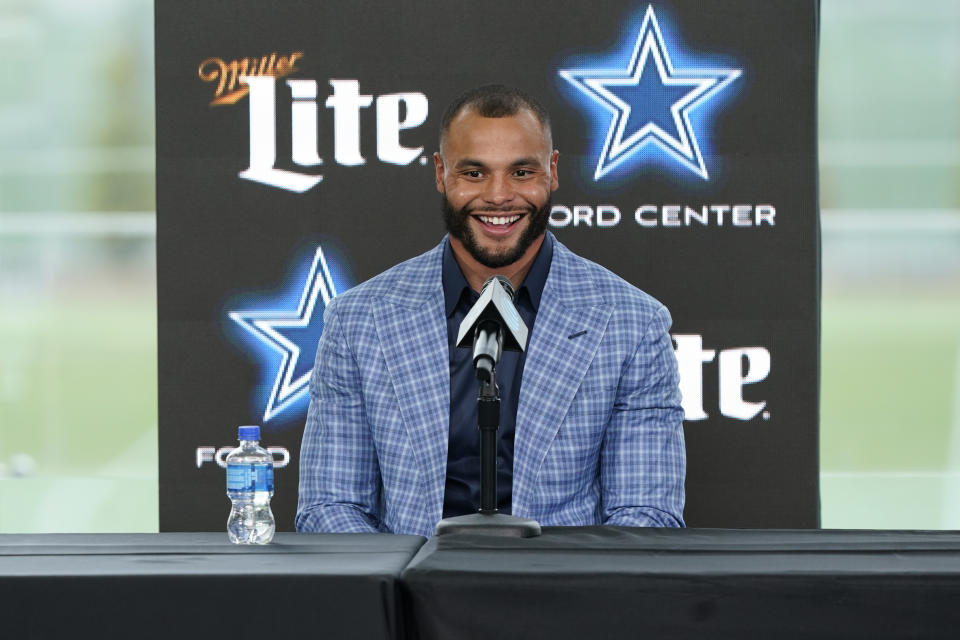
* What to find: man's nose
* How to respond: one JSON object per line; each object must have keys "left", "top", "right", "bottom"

{"left": 482, "top": 174, "right": 513, "bottom": 205}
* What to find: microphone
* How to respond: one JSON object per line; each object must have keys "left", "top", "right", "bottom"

{"left": 456, "top": 275, "right": 529, "bottom": 382}
{"left": 434, "top": 272, "right": 543, "bottom": 538}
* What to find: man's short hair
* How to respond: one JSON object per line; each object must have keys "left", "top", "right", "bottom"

{"left": 439, "top": 84, "right": 553, "bottom": 151}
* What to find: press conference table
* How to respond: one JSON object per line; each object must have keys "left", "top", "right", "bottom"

{"left": 402, "top": 527, "right": 960, "bottom": 639}
{"left": 0, "top": 532, "right": 424, "bottom": 639}
{"left": 2, "top": 528, "right": 960, "bottom": 639}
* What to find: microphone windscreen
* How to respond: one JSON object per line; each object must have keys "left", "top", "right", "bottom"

{"left": 483, "top": 275, "right": 515, "bottom": 300}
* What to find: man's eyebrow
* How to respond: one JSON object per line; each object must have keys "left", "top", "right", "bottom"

{"left": 453, "top": 157, "right": 542, "bottom": 170}
{"left": 453, "top": 158, "right": 488, "bottom": 169}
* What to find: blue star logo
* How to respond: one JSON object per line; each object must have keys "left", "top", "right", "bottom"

{"left": 228, "top": 246, "right": 339, "bottom": 423}
{"left": 559, "top": 5, "right": 741, "bottom": 181}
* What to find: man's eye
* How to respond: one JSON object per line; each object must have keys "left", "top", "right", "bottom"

{"left": 465, "top": 170, "right": 482, "bottom": 178}
{"left": 514, "top": 169, "right": 532, "bottom": 177}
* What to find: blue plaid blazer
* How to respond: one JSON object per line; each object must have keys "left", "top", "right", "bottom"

{"left": 296, "top": 233, "right": 686, "bottom": 536}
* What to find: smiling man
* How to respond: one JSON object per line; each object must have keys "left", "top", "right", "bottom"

{"left": 296, "top": 85, "right": 686, "bottom": 536}
{"left": 437, "top": 95, "right": 557, "bottom": 290}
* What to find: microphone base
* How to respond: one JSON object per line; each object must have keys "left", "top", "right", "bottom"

{"left": 434, "top": 512, "right": 542, "bottom": 538}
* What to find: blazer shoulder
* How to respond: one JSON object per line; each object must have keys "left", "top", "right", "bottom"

{"left": 553, "top": 238, "right": 668, "bottom": 320}
{"left": 326, "top": 239, "right": 445, "bottom": 316}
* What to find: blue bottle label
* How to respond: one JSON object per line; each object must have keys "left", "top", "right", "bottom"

{"left": 226, "top": 464, "right": 251, "bottom": 491}
{"left": 253, "top": 462, "right": 274, "bottom": 492}
{"left": 227, "top": 463, "right": 274, "bottom": 492}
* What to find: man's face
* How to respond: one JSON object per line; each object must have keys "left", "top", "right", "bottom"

{"left": 435, "top": 108, "right": 559, "bottom": 269}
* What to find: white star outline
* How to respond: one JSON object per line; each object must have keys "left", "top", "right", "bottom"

{"left": 559, "top": 5, "right": 741, "bottom": 181}
{"left": 228, "top": 246, "right": 337, "bottom": 422}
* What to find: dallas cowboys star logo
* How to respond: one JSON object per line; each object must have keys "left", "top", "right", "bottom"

{"left": 228, "top": 246, "right": 338, "bottom": 422}
{"left": 559, "top": 5, "right": 741, "bottom": 181}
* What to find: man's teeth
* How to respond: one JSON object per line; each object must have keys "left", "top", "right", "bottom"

{"left": 478, "top": 215, "right": 521, "bottom": 226}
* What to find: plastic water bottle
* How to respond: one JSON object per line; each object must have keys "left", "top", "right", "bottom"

{"left": 226, "top": 425, "right": 275, "bottom": 544}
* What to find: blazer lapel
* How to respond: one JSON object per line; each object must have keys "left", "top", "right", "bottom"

{"left": 373, "top": 246, "right": 449, "bottom": 526}
{"left": 513, "top": 238, "right": 612, "bottom": 513}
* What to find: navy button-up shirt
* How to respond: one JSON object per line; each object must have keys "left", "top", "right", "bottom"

{"left": 441, "top": 234, "right": 553, "bottom": 518}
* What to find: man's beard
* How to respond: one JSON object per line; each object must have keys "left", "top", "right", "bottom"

{"left": 441, "top": 194, "right": 551, "bottom": 269}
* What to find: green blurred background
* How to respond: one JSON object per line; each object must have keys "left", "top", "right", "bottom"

{"left": 1, "top": 0, "right": 958, "bottom": 532}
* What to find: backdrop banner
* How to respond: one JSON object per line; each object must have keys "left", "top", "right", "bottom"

{"left": 156, "top": 0, "right": 820, "bottom": 531}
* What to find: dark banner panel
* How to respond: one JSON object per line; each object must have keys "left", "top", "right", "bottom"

{"left": 156, "top": 0, "right": 820, "bottom": 531}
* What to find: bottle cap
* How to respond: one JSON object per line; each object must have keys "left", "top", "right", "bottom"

{"left": 237, "top": 425, "right": 260, "bottom": 441}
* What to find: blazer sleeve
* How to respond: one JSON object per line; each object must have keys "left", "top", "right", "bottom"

{"left": 600, "top": 304, "right": 686, "bottom": 527}
{"left": 296, "top": 297, "right": 382, "bottom": 533}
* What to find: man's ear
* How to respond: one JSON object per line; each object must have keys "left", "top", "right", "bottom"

{"left": 434, "top": 152, "right": 445, "bottom": 193}
{"left": 549, "top": 149, "right": 560, "bottom": 191}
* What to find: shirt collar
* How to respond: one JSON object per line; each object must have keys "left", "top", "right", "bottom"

{"left": 442, "top": 239, "right": 471, "bottom": 317}
{"left": 441, "top": 233, "right": 553, "bottom": 317}
{"left": 520, "top": 232, "right": 552, "bottom": 312}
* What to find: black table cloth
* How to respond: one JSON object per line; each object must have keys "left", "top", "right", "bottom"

{"left": 401, "top": 527, "right": 960, "bottom": 639}
{"left": 0, "top": 532, "right": 424, "bottom": 639}
{"left": 5, "top": 528, "right": 960, "bottom": 639}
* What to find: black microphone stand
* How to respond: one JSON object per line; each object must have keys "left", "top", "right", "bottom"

{"left": 435, "top": 323, "right": 541, "bottom": 538}
{"left": 477, "top": 366, "right": 500, "bottom": 515}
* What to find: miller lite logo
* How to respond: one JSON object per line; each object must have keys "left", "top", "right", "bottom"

{"left": 198, "top": 52, "right": 430, "bottom": 193}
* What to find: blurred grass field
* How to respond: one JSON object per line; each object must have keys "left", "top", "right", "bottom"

{"left": 0, "top": 297, "right": 158, "bottom": 532}
{"left": 2, "top": 288, "right": 958, "bottom": 531}
{"left": 820, "top": 291, "right": 960, "bottom": 529}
